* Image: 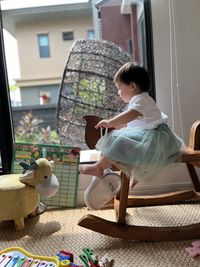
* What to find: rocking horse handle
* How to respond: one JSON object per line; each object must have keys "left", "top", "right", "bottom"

{"left": 83, "top": 115, "right": 114, "bottom": 149}
{"left": 189, "top": 120, "right": 200, "bottom": 150}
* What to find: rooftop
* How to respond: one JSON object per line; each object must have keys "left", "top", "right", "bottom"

{"left": 1, "top": 0, "right": 90, "bottom": 10}
{"left": 1, "top": 0, "right": 92, "bottom": 36}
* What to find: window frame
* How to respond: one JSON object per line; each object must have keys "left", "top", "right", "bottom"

{"left": 0, "top": 0, "right": 155, "bottom": 173}
{"left": 143, "top": 0, "right": 156, "bottom": 100}
{"left": 0, "top": 6, "right": 14, "bottom": 174}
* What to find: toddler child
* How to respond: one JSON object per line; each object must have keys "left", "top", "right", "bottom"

{"left": 80, "top": 63, "right": 184, "bottom": 206}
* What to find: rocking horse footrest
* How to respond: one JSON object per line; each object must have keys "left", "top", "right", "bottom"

{"left": 126, "top": 190, "right": 197, "bottom": 207}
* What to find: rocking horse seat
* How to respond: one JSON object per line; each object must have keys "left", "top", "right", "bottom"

{"left": 78, "top": 117, "right": 200, "bottom": 241}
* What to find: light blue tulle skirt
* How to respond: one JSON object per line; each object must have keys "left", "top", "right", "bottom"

{"left": 96, "top": 124, "right": 184, "bottom": 182}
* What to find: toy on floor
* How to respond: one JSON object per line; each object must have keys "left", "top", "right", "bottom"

{"left": 0, "top": 247, "right": 113, "bottom": 267}
{"left": 185, "top": 240, "right": 200, "bottom": 257}
{"left": 79, "top": 248, "right": 114, "bottom": 267}
{"left": 0, "top": 247, "right": 60, "bottom": 267}
{"left": 0, "top": 158, "right": 59, "bottom": 230}
{"left": 0, "top": 247, "right": 83, "bottom": 267}
{"left": 56, "top": 250, "right": 82, "bottom": 267}
{"left": 56, "top": 250, "right": 74, "bottom": 263}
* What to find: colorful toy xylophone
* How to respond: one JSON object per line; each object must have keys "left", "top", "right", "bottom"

{"left": 0, "top": 247, "right": 60, "bottom": 267}
{"left": 0, "top": 247, "right": 113, "bottom": 267}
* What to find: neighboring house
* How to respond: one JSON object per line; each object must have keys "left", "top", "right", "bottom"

{"left": 95, "top": 0, "right": 147, "bottom": 67}
{"left": 2, "top": 0, "right": 94, "bottom": 107}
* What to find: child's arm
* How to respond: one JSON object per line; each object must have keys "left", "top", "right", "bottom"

{"left": 95, "top": 109, "right": 141, "bottom": 129}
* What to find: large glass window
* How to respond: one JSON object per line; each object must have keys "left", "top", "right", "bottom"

{"left": 0, "top": 0, "right": 154, "bottom": 164}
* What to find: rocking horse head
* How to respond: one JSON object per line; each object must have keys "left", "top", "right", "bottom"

{"left": 83, "top": 115, "right": 114, "bottom": 150}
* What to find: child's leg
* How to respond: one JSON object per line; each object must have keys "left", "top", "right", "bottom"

{"left": 79, "top": 155, "right": 112, "bottom": 176}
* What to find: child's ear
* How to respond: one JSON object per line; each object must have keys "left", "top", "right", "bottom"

{"left": 130, "top": 82, "right": 136, "bottom": 89}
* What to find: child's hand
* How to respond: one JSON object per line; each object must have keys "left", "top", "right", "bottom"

{"left": 95, "top": 120, "right": 110, "bottom": 129}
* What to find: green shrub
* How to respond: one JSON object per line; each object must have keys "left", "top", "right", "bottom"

{"left": 15, "top": 111, "right": 60, "bottom": 144}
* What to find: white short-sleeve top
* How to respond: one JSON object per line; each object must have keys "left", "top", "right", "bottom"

{"left": 127, "top": 92, "right": 168, "bottom": 129}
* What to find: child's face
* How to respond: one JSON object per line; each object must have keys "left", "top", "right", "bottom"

{"left": 115, "top": 81, "right": 135, "bottom": 103}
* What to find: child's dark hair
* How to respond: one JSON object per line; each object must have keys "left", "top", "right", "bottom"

{"left": 113, "top": 62, "right": 150, "bottom": 92}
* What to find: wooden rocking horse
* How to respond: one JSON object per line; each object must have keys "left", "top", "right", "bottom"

{"left": 78, "top": 116, "right": 200, "bottom": 241}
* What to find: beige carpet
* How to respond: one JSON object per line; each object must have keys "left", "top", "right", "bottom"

{"left": 1, "top": 204, "right": 200, "bottom": 267}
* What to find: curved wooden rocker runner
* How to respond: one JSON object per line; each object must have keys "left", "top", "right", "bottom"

{"left": 78, "top": 116, "right": 200, "bottom": 241}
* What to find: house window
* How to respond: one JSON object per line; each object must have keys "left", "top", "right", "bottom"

{"left": 127, "top": 38, "right": 133, "bottom": 55}
{"left": 62, "top": 31, "right": 74, "bottom": 41}
{"left": 38, "top": 34, "right": 50, "bottom": 58}
{"left": 87, "top": 30, "right": 95, "bottom": 39}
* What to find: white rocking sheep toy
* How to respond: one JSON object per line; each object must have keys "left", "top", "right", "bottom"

{"left": 0, "top": 158, "right": 59, "bottom": 230}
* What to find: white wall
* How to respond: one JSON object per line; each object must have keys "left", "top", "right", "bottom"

{"left": 147, "top": 0, "right": 200, "bottom": 191}
{"left": 77, "top": 0, "right": 200, "bottom": 205}
{"left": 151, "top": 0, "right": 200, "bottom": 139}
